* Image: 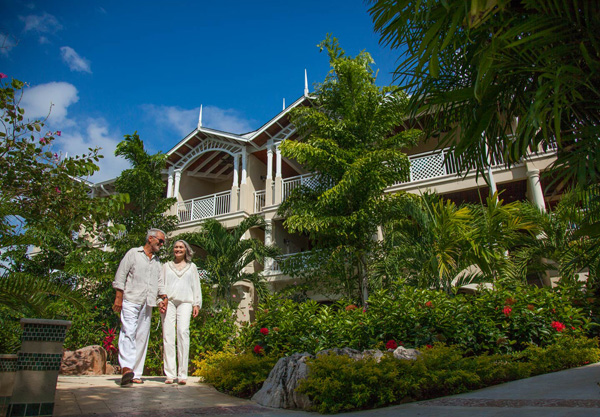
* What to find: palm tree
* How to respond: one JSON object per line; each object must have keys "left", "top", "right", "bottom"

{"left": 374, "top": 193, "right": 473, "bottom": 292}
{"left": 178, "top": 216, "right": 279, "bottom": 306}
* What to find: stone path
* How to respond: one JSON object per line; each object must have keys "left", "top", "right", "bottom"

{"left": 54, "top": 363, "right": 600, "bottom": 416}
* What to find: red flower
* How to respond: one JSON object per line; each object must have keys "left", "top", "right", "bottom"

{"left": 259, "top": 327, "right": 269, "bottom": 335}
{"left": 551, "top": 321, "right": 566, "bottom": 332}
{"left": 426, "top": 344, "right": 433, "bottom": 349}
{"left": 503, "top": 306, "right": 512, "bottom": 317}
{"left": 385, "top": 339, "right": 398, "bottom": 350}
{"left": 345, "top": 304, "right": 357, "bottom": 311}
{"left": 253, "top": 345, "right": 264, "bottom": 354}
{"left": 425, "top": 301, "right": 433, "bottom": 307}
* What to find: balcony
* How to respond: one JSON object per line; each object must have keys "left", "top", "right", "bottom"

{"left": 177, "top": 191, "right": 231, "bottom": 224}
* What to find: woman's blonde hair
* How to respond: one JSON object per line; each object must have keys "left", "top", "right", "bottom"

{"left": 173, "top": 240, "right": 194, "bottom": 263}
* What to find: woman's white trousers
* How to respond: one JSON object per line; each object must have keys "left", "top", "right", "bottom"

{"left": 161, "top": 300, "right": 193, "bottom": 380}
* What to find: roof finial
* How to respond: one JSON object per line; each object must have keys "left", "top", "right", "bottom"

{"left": 197, "top": 104, "right": 203, "bottom": 129}
{"left": 304, "top": 69, "right": 309, "bottom": 97}
{"left": 282, "top": 98, "right": 286, "bottom": 110}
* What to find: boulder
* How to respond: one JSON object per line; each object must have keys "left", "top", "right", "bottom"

{"left": 60, "top": 345, "right": 107, "bottom": 375}
{"left": 393, "top": 346, "right": 421, "bottom": 361}
{"left": 252, "top": 352, "right": 313, "bottom": 410}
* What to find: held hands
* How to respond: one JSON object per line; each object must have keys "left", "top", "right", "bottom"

{"left": 159, "top": 296, "right": 168, "bottom": 314}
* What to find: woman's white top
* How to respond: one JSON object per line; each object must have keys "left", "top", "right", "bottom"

{"left": 162, "top": 261, "right": 202, "bottom": 307}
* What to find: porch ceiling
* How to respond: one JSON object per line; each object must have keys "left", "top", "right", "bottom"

{"left": 185, "top": 150, "right": 234, "bottom": 182}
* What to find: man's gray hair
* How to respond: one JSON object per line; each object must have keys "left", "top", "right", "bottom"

{"left": 146, "top": 228, "right": 166, "bottom": 242}
{"left": 174, "top": 240, "right": 195, "bottom": 263}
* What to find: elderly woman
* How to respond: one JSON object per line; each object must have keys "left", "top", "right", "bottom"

{"left": 161, "top": 239, "right": 202, "bottom": 385}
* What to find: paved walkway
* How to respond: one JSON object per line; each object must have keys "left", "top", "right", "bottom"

{"left": 54, "top": 363, "right": 600, "bottom": 416}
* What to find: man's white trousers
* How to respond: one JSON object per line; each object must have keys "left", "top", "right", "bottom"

{"left": 118, "top": 299, "right": 153, "bottom": 379}
{"left": 161, "top": 300, "right": 192, "bottom": 380}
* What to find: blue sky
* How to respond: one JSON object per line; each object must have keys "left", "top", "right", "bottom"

{"left": 1, "top": 0, "right": 400, "bottom": 181}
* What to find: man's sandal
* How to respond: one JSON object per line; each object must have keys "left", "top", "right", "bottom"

{"left": 120, "top": 369, "right": 134, "bottom": 386}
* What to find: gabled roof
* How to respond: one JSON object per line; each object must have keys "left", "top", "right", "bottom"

{"left": 165, "top": 95, "right": 310, "bottom": 169}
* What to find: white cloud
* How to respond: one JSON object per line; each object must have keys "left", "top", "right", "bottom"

{"left": 18, "top": 81, "right": 126, "bottom": 182}
{"left": 20, "top": 12, "right": 62, "bottom": 34}
{"left": 39, "top": 36, "right": 49, "bottom": 44}
{"left": 60, "top": 46, "right": 92, "bottom": 73}
{"left": 144, "top": 104, "right": 255, "bottom": 137}
{"left": 21, "top": 81, "right": 79, "bottom": 124}
{"left": 54, "top": 119, "right": 129, "bottom": 182}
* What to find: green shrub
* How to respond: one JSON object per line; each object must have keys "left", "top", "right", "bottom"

{"left": 192, "top": 349, "right": 280, "bottom": 398}
{"left": 521, "top": 335, "right": 600, "bottom": 374}
{"left": 297, "top": 353, "right": 401, "bottom": 414}
{"left": 296, "top": 336, "right": 599, "bottom": 413}
{"left": 240, "top": 281, "right": 594, "bottom": 356}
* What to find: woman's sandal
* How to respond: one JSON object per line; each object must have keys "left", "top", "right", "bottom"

{"left": 178, "top": 380, "right": 187, "bottom": 385}
{"left": 132, "top": 378, "right": 144, "bottom": 384}
{"left": 165, "top": 379, "right": 174, "bottom": 384}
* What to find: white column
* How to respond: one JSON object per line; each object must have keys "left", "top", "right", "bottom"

{"left": 527, "top": 169, "right": 546, "bottom": 212}
{"left": 231, "top": 154, "right": 239, "bottom": 212}
{"left": 241, "top": 149, "right": 247, "bottom": 185}
{"left": 173, "top": 170, "right": 182, "bottom": 201}
{"left": 232, "top": 154, "right": 239, "bottom": 187}
{"left": 274, "top": 143, "right": 283, "bottom": 204}
{"left": 266, "top": 142, "right": 274, "bottom": 206}
{"left": 167, "top": 167, "right": 174, "bottom": 198}
{"left": 484, "top": 138, "right": 497, "bottom": 195}
{"left": 275, "top": 144, "right": 282, "bottom": 178}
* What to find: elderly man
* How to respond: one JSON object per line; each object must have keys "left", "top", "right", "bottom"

{"left": 112, "top": 228, "right": 169, "bottom": 386}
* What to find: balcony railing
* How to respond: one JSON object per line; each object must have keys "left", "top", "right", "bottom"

{"left": 268, "top": 250, "right": 318, "bottom": 273}
{"left": 282, "top": 173, "right": 320, "bottom": 200}
{"left": 254, "top": 190, "right": 266, "bottom": 213}
{"left": 393, "top": 147, "right": 508, "bottom": 185}
{"left": 177, "top": 191, "right": 231, "bottom": 223}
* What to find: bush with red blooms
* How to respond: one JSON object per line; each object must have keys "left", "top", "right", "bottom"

{"left": 385, "top": 339, "right": 398, "bottom": 350}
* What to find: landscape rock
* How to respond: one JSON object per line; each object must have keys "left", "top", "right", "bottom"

{"left": 393, "top": 346, "right": 422, "bottom": 361}
{"left": 252, "top": 352, "right": 313, "bottom": 409}
{"left": 317, "top": 347, "right": 363, "bottom": 360}
{"left": 60, "top": 345, "right": 107, "bottom": 375}
{"left": 362, "top": 349, "right": 385, "bottom": 362}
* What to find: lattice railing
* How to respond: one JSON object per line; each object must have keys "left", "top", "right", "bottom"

{"left": 254, "top": 190, "right": 266, "bottom": 213}
{"left": 282, "top": 173, "right": 320, "bottom": 200}
{"left": 394, "top": 147, "right": 509, "bottom": 185}
{"left": 177, "top": 191, "right": 231, "bottom": 223}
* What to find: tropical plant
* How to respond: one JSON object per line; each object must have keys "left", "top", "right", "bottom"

{"left": 111, "top": 132, "right": 178, "bottom": 260}
{"left": 374, "top": 193, "right": 473, "bottom": 292}
{"left": 368, "top": 0, "right": 600, "bottom": 289}
{"left": 278, "top": 35, "right": 421, "bottom": 305}
{"left": 0, "top": 74, "right": 126, "bottom": 352}
{"left": 368, "top": 0, "right": 600, "bottom": 186}
{"left": 178, "top": 216, "right": 278, "bottom": 306}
